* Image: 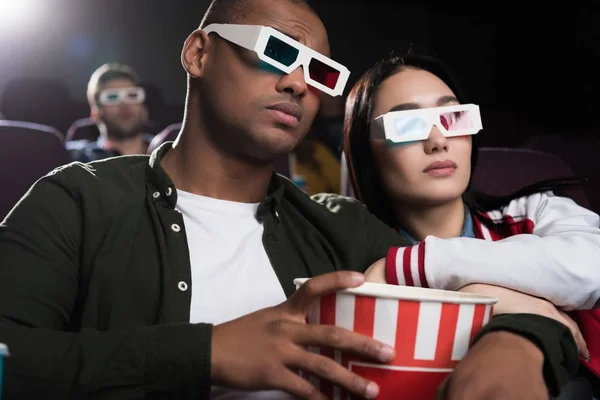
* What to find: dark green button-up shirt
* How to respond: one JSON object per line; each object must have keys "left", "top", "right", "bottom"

{"left": 0, "top": 143, "right": 577, "bottom": 399}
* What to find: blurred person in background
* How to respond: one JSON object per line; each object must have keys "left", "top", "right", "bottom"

{"left": 289, "top": 95, "right": 343, "bottom": 195}
{"left": 316, "top": 93, "right": 344, "bottom": 157}
{"left": 67, "top": 63, "right": 153, "bottom": 162}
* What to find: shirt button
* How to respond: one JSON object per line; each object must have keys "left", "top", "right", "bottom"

{"left": 166, "top": 187, "right": 173, "bottom": 196}
{"left": 171, "top": 223, "right": 181, "bottom": 232}
{"left": 177, "top": 281, "right": 188, "bottom": 291}
{"left": 152, "top": 191, "right": 160, "bottom": 199}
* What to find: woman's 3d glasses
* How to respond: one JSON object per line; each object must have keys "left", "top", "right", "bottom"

{"left": 98, "top": 87, "right": 146, "bottom": 106}
{"left": 202, "top": 23, "right": 350, "bottom": 97}
{"left": 371, "top": 104, "right": 483, "bottom": 143}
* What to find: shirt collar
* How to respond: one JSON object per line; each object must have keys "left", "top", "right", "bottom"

{"left": 146, "top": 142, "right": 285, "bottom": 213}
{"left": 397, "top": 204, "right": 475, "bottom": 245}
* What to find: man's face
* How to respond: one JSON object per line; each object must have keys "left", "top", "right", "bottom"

{"left": 95, "top": 78, "right": 148, "bottom": 140}
{"left": 195, "top": 0, "right": 332, "bottom": 161}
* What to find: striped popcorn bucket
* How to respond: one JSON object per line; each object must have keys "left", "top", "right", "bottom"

{"left": 294, "top": 279, "right": 497, "bottom": 400}
{"left": 0, "top": 343, "right": 8, "bottom": 400}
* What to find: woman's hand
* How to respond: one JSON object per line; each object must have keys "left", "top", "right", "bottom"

{"left": 363, "top": 258, "right": 387, "bottom": 284}
{"left": 459, "top": 283, "right": 589, "bottom": 359}
{"left": 363, "top": 259, "right": 588, "bottom": 358}
{"left": 363, "top": 258, "right": 588, "bottom": 358}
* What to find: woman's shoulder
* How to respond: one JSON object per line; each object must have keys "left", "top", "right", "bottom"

{"left": 474, "top": 191, "right": 596, "bottom": 224}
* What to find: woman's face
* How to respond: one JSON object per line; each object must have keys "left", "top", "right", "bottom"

{"left": 369, "top": 67, "right": 472, "bottom": 207}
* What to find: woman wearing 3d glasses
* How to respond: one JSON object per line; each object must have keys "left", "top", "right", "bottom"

{"left": 342, "top": 52, "right": 600, "bottom": 398}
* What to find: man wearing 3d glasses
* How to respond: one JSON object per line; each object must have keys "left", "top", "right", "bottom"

{"left": 0, "top": 0, "right": 579, "bottom": 399}
{"left": 67, "top": 63, "right": 153, "bottom": 162}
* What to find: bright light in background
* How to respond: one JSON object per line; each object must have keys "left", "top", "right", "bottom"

{"left": 0, "top": 0, "right": 45, "bottom": 32}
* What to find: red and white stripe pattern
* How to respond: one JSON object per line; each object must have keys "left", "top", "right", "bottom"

{"left": 474, "top": 211, "right": 535, "bottom": 241}
{"left": 308, "top": 292, "right": 493, "bottom": 399}
{"left": 384, "top": 193, "right": 600, "bottom": 380}
{"left": 386, "top": 243, "right": 428, "bottom": 288}
{"left": 385, "top": 213, "right": 536, "bottom": 288}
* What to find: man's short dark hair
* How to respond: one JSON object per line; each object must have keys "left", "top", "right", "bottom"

{"left": 87, "top": 63, "right": 141, "bottom": 107}
{"left": 199, "top": 0, "right": 316, "bottom": 29}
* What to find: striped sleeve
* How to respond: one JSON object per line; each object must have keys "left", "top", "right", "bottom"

{"left": 385, "top": 192, "right": 600, "bottom": 310}
{"left": 385, "top": 242, "right": 429, "bottom": 288}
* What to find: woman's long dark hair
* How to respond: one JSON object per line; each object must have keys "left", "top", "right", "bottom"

{"left": 343, "top": 52, "right": 583, "bottom": 227}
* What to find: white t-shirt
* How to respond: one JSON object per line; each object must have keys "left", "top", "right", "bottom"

{"left": 175, "top": 190, "right": 295, "bottom": 399}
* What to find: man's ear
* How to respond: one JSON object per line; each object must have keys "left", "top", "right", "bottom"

{"left": 181, "top": 29, "right": 212, "bottom": 78}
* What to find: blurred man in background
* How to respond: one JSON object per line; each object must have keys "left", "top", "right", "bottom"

{"left": 67, "top": 63, "right": 152, "bottom": 162}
